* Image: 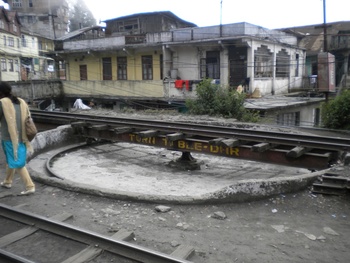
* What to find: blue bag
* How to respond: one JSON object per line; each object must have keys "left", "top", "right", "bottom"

{"left": 2, "top": 141, "right": 27, "bottom": 169}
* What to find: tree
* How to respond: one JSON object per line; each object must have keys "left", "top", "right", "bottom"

{"left": 68, "top": 0, "right": 96, "bottom": 32}
{"left": 185, "top": 79, "right": 259, "bottom": 122}
{"left": 321, "top": 90, "right": 350, "bottom": 130}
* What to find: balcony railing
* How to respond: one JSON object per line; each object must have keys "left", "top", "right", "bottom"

{"left": 125, "top": 35, "right": 146, "bottom": 44}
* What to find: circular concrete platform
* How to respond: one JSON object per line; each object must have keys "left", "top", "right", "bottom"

{"left": 28, "top": 139, "right": 327, "bottom": 204}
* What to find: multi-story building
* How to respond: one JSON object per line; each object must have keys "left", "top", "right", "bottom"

{"left": 3, "top": 0, "right": 69, "bottom": 39}
{"left": 54, "top": 11, "right": 306, "bottom": 102}
{"left": 0, "top": 6, "right": 55, "bottom": 81}
{"left": 281, "top": 21, "right": 350, "bottom": 91}
{"left": 0, "top": 7, "right": 21, "bottom": 81}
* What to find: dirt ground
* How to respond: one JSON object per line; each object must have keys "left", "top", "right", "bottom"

{"left": 1, "top": 110, "right": 350, "bottom": 263}
{"left": 1, "top": 175, "right": 350, "bottom": 263}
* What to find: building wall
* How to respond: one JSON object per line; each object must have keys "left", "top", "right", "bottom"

{"left": 249, "top": 40, "right": 306, "bottom": 95}
{"left": 105, "top": 13, "right": 195, "bottom": 37}
{"left": 62, "top": 80, "right": 164, "bottom": 99}
{"left": 258, "top": 101, "right": 322, "bottom": 127}
{"left": 67, "top": 50, "right": 163, "bottom": 82}
{"left": 6, "top": 0, "right": 69, "bottom": 38}
{"left": 0, "top": 32, "right": 21, "bottom": 81}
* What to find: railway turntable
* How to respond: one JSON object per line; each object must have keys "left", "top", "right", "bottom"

{"left": 26, "top": 120, "right": 349, "bottom": 204}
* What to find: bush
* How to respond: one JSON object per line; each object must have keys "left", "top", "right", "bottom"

{"left": 321, "top": 90, "right": 350, "bottom": 130}
{"left": 186, "top": 79, "right": 259, "bottom": 122}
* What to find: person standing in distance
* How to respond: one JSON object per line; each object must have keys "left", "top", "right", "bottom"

{"left": 0, "top": 81, "right": 35, "bottom": 195}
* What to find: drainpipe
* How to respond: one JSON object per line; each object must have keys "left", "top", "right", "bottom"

{"left": 272, "top": 44, "right": 276, "bottom": 95}
{"left": 323, "top": 0, "right": 327, "bottom": 52}
{"left": 248, "top": 39, "right": 254, "bottom": 94}
{"left": 288, "top": 48, "right": 292, "bottom": 93}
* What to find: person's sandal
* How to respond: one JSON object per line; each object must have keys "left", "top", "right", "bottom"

{"left": 1, "top": 182, "right": 12, "bottom": 189}
{"left": 20, "top": 188, "right": 35, "bottom": 195}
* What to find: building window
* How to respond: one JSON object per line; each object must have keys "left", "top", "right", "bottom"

{"left": 201, "top": 51, "right": 220, "bottom": 79}
{"left": 29, "top": 0, "right": 33, "bottom": 7}
{"left": 142, "top": 56, "right": 153, "bottom": 80}
{"left": 277, "top": 112, "right": 300, "bottom": 126}
{"left": 21, "top": 35, "right": 26, "bottom": 47}
{"left": 17, "top": 38, "right": 20, "bottom": 48}
{"left": 1, "top": 58, "right": 7, "bottom": 71}
{"left": 254, "top": 45, "right": 273, "bottom": 78}
{"left": 3, "top": 36, "right": 6, "bottom": 46}
{"left": 117, "top": 19, "right": 139, "bottom": 34}
{"left": 117, "top": 57, "right": 127, "bottom": 80}
{"left": 276, "top": 49, "right": 290, "bottom": 78}
{"left": 31, "top": 37, "right": 35, "bottom": 48}
{"left": 8, "top": 37, "right": 14, "bottom": 47}
{"left": 28, "top": 16, "right": 33, "bottom": 24}
{"left": 12, "top": 0, "right": 22, "bottom": 8}
{"left": 8, "top": 59, "right": 14, "bottom": 72}
{"left": 102, "top": 57, "right": 112, "bottom": 80}
{"left": 0, "top": 19, "right": 4, "bottom": 29}
{"left": 14, "top": 59, "right": 19, "bottom": 72}
{"left": 80, "top": 65, "right": 87, "bottom": 80}
{"left": 38, "top": 40, "right": 42, "bottom": 51}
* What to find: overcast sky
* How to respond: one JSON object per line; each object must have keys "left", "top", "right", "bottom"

{"left": 83, "top": 0, "right": 348, "bottom": 29}
{"left": 0, "top": 0, "right": 348, "bottom": 29}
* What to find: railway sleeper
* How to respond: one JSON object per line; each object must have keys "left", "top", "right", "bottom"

{"left": 73, "top": 122, "right": 342, "bottom": 170}
{"left": 0, "top": 204, "right": 195, "bottom": 263}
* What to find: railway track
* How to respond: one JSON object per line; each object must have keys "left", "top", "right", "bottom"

{"left": 0, "top": 203, "right": 194, "bottom": 263}
{"left": 31, "top": 110, "right": 350, "bottom": 170}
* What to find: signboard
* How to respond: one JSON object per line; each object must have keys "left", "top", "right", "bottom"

{"left": 317, "top": 52, "right": 335, "bottom": 92}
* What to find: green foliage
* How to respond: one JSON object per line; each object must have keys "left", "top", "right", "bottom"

{"left": 186, "top": 79, "right": 259, "bottom": 122}
{"left": 321, "top": 90, "right": 350, "bottom": 130}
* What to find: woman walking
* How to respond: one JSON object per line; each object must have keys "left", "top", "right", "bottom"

{"left": 0, "top": 81, "right": 35, "bottom": 195}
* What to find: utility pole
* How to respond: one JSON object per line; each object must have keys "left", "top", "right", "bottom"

{"left": 323, "top": 0, "right": 327, "bottom": 52}
{"left": 220, "top": 0, "right": 223, "bottom": 37}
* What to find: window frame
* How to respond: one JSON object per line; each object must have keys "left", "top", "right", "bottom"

{"left": 1, "top": 58, "right": 7, "bottom": 71}
{"left": 117, "top": 56, "right": 127, "bottom": 80}
{"left": 8, "top": 59, "right": 14, "bottom": 72}
{"left": 276, "top": 49, "right": 290, "bottom": 78}
{"left": 277, "top": 112, "right": 300, "bottom": 126}
{"left": 142, "top": 55, "right": 153, "bottom": 80}
{"left": 102, "top": 57, "right": 112, "bottom": 80}
{"left": 14, "top": 59, "right": 19, "bottom": 72}
{"left": 8, "top": 37, "right": 14, "bottom": 47}
{"left": 254, "top": 46, "right": 273, "bottom": 78}
{"left": 79, "top": 65, "right": 87, "bottom": 80}
{"left": 21, "top": 35, "right": 26, "bottom": 47}
{"left": 12, "top": 0, "right": 22, "bottom": 8}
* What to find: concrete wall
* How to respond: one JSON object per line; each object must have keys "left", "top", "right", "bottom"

{"left": 9, "top": 80, "right": 64, "bottom": 103}
{"left": 260, "top": 100, "right": 322, "bottom": 127}
{"left": 66, "top": 50, "right": 163, "bottom": 82}
{"left": 62, "top": 80, "right": 164, "bottom": 98}
{"left": 27, "top": 125, "right": 84, "bottom": 161}
{"left": 64, "top": 37, "right": 126, "bottom": 51}
{"left": 170, "top": 22, "right": 297, "bottom": 46}
{"left": 249, "top": 40, "right": 306, "bottom": 95}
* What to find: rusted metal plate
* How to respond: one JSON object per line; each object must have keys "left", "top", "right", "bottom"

{"left": 82, "top": 128, "right": 332, "bottom": 170}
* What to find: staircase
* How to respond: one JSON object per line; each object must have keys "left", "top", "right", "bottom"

{"left": 312, "top": 172, "right": 350, "bottom": 195}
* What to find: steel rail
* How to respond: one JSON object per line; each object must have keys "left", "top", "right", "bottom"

{"left": 0, "top": 249, "right": 36, "bottom": 263}
{"left": 31, "top": 110, "right": 350, "bottom": 151}
{"left": 0, "top": 204, "right": 192, "bottom": 263}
